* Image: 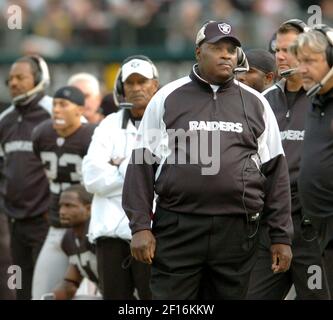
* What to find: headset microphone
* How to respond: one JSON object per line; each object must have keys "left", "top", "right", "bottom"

{"left": 233, "top": 66, "right": 249, "bottom": 73}
{"left": 12, "top": 84, "right": 46, "bottom": 104}
{"left": 280, "top": 68, "right": 298, "bottom": 77}
{"left": 118, "top": 102, "right": 134, "bottom": 109}
{"left": 306, "top": 66, "right": 333, "bottom": 98}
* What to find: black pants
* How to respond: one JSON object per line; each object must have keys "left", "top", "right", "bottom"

{"left": 151, "top": 207, "right": 259, "bottom": 300}
{"left": 310, "top": 215, "right": 333, "bottom": 253}
{"left": 247, "top": 213, "right": 330, "bottom": 300}
{"left": 8, "top": 214, "right": 49, "bottom": 300}
{"left": 310, "top": 215, "right": 333, "bottom": 297}
{"left": 323, "top": 241, "right": 333, "bottom": 298}
{"left": 96, "top": 237, "right": 151, "bottom": 300}
{"left": 0, "top": 212, "right": 15, "bottom": 299}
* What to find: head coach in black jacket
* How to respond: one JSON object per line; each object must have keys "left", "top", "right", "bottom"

{"left": 290, "top": 24, "right": 333, "bottom": 297}
{"left": 122, "top": 21, "right": 293, "bottom": 299}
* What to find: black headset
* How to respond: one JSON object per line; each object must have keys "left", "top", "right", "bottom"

{"left": 7, "top": 55, "right": 50, "bottom": 86}
{"left": 113, "top": 55, "right": 158, "bottom": 106}
{"left": 7, "top": 55, "right": 50, "bottom": 104}
{"left": 269, "top": 19, "right": 308, "bottom": 54}
{"left": 268, "top": 32, "right": 277, "bottom": 54}
{"left": 304, "top": 24, "right": 333, "bottom": 97}
{"left": 276, "top": 19, "right": 309, "bottom": 77}
{"left": 280, "top": 18, "right": 309, "bottom": 33}
{"left": 196, "top": 20, "right": 249, "bottom": 73}
{"left": 29, "top": 56, "right": 45, "bottom": 85}
{"left": 234, "top": 47, "right": 249, "bottom": 73}
{"left": 311, "top": 24, "right": 333, "bottom": 67}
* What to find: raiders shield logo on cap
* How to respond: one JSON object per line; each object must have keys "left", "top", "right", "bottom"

{"left": 131, "top": 61, "right": 140, "bottom": 68}
{"left": 218, "top": 23, "right": 231, "bottom": 34}
{"left": 63, "top": 89, "right": 71, "bottom": 97}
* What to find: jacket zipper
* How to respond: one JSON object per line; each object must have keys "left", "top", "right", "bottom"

{"left": 286, "top": 110, "right": 290, "bottom": 119}
{"left": 212, "top": 89, "right": 218, "bottom": 116}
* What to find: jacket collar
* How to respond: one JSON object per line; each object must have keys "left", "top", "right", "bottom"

{"left": 122, "top": 109, "right": 138, "bottom": 134}
{"left": 14, "top": 92, "right": 45, "bottom": 114}
{"left": 275, "top": 78, "right": 287, "bottom": 92}
{"left": 312, "top": 87, "right": 333, "bottom": 110}
{"left": 190, "top": 64, "right": 234, "bottom": 91}
{"left": 276, "top": 78, "right": 307, "bottom": 96}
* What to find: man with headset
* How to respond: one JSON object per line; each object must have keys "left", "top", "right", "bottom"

{"left": 290, "top": 24, "right": 333, "bottom": 297}
{"left": 0, "top": 55, "right": 52, "bottom": 299}
{"left": 247, "top": 19, "right": 330, "bottom": 300}
{"left": 82, "top": 55, "right": 159, "bottom": 299}
{"left": 122, "top": 21, "right": 293, "bottom": 299}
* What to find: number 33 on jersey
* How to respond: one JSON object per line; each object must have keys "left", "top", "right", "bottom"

{"left": 32, "top": 119, "right": 96, "bottom": 227}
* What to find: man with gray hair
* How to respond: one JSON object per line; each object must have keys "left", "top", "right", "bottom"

{"left": 68, "top": 73, "right": 103, "bottom": 124}
{"left": 247, "top": 20, "right": 329, "bottom": 300}
{"left": 290, "top": 24, "right": 333, "bottom": 297}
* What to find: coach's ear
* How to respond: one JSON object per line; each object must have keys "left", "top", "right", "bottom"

{"left": 150, "top": 79, "right": 159, "bottom": 94}
{"left": 264, "top": 71, "right": 275, "bottom": 87}
{"left": 76, "top": 202, "right": 91, "bottom": 222}
{"left": 84, "top": 203, "right": 91, "bottom": 219}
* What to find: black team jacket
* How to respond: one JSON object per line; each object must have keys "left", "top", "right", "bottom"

{"left": 263, "top": 78, "right": 310, "bottom": 214}
{"left": 122, "top": 65, "right": 293, "bottom": 245}
{"left": 299, "top": 88, "right": 333, "bottom": 218}
{"left": 0, "top": 93, "right": 51, "bottom": 219}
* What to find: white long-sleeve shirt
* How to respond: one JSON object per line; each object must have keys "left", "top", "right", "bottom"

{"left": 82, "top": 110, "right": 137, "bottom": 242}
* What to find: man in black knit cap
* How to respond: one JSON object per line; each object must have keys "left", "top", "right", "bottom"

{"left": 32, "top": 86, "right": 96, "bottom": 299}
{"left": 237, "top": 48, "right": 276, "bottom": 93}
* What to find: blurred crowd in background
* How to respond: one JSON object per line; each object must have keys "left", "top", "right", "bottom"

{"left": 0, "top": 0, "right": 332, "bottom": 105}
{"left": 1, "top": 0, "right": 333, "bottom": 56}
